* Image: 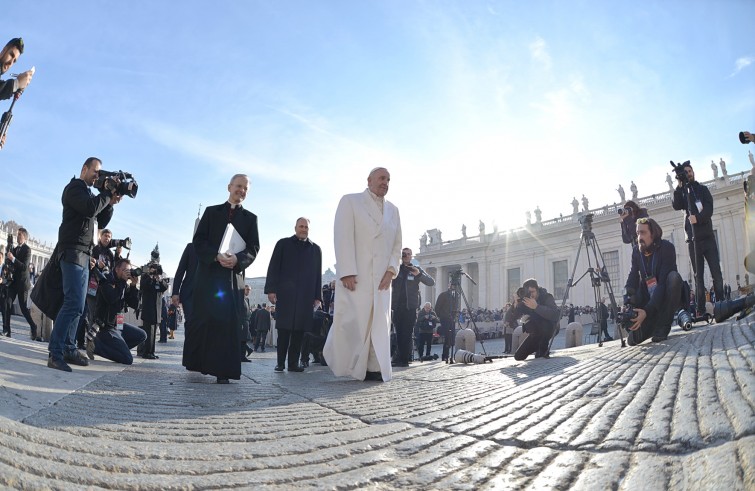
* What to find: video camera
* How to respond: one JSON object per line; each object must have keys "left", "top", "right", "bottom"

{"left": 739, "top": 131, "right": 754, "bottom": 144}
{"left": 616, "top": 305, "right": 638, "bottom": 330}
{"left": 110, "top": 237, "right": 132, "bottom": 250}
{"left": 670, "top": 160, "right": 691, "bottom": 185}
{"left": 93, "top": 170, "right": 138, "bottom": 198}
{"left": 449, "top": 268, "right": 464, "bottom": 287}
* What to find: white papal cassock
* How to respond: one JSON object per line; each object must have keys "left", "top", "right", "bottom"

{"left": 323, "top": 188, "right": 402, "bottom": 381}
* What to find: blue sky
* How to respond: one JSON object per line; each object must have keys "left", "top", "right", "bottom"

{"left": 2, "top": 1, "right": 754, "bottom": 278}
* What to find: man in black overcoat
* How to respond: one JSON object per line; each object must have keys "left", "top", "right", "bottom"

{"left": 182, "top": 174, "right": 260, "bottom": 384}
{"left": 265, "top": 218, "right": 322, "bottom": 372}
{"left": 3, "top": 227, "right": 39, "bottom": 339}
{"left": 171, "top": 231, "right": 198, "bottom": 330}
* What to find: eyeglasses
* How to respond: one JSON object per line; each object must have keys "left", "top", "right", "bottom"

{"left": 636, "top": 218, "right": 649, "bottom": 224}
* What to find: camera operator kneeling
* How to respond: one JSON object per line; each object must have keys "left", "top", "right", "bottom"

{"left": 86, "top": 258, "right": 146, "bottom": 364}
{"left": 623, "top": 218, "right": 682, "bottom": 345}
{"left": 511, "top": 279, "right": 560, "bottom": 360}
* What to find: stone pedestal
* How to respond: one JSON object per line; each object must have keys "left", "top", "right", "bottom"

{"left": 512, "top": 325, "right": 528, "bottom": 353}
{"left": 565, "top": 322, "right": 583, "bottom": 348}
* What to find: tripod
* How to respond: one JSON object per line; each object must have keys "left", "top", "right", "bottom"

{"left": 549, "top": 214, "right": 626, "bottom": 353}
{"left": 446, "top": 269, "right": 501, "bottom": 364}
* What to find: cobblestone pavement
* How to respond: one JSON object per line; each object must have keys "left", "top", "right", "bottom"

{"left": 0, "top": 315, "right": 753, "bottom": 490}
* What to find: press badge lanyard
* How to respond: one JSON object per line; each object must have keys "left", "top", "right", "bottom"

{"left": 640, "top": 250, "right": 657, "bottom": 296}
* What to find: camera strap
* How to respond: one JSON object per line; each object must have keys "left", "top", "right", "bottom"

{"left": 639, "top": 250, "right": 657, "bottom": 296}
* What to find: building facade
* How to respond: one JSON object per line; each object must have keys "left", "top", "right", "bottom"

{"left": 416, "top": 172, "right": 750, "bottom": 310}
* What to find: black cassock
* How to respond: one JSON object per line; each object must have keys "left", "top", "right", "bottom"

{"left": 182, "top": 202, "right": 260, "bottom": 380}
{"left": 264, "top": 236, "right": 322, "bottom": 332}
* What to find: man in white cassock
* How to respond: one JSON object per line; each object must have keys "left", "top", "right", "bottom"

{"left": 323, "top": 167, "right": 402, "bottom": 382}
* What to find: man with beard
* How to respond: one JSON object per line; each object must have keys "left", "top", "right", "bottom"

{"left": 182, "top": 174, "right": 260, "bottom": 384}
{"left": 0, "top": 38, "right": 32, "bottom": 100}
{"left": 671, "top": 161, "right": 723, "bottom": 316}
{"left": 323, "top": 167, "right": 402, "bottom": 382}
{"left": 265, "top": 217, "right": 322, "bottom": 373}
{"left": 511, "top": 278, "right": 560, "bottom": 361}
{"left": 623, "top": 217, "right": 682, "bottom": 345}
{"left": 391, "top": 247, "right": 434, "bottom": 367}
{"left": 88, "top": 258, "right": 146, "bottom": 364}
{"left": 46, "top": 157, "right": 122, "bottom": 372}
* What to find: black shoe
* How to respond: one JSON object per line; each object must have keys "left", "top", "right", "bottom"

{"left": 241, "top": 357, "right": 252, "bottom": 362}
{"left": 35, "top": 337, "right": 43, "bottom": 342}
{"left": 288, "top": 365, "right": 304, "bottom": 372}
{"left": 391, "top": 361, "right": 409, "bottom": 367}
{"left": 364, "top": 371, "right": 383, "bottom": 382}
{"left": 157, "top": 339, "right": 167, "bottom": 343}
{"left": 3, "top": 332, "right": 10, "bottom": 337}
{"left": 651, "top": 335, "right": 668, "bottom": 343}
{"left": 47, "top": 356, "right": 72, "bottom": 372}
{"left": 64, "top": 350, "right": 89, "bottom": 366}
{"left": 216, "top": 378, "right": 230, "bottom": 384}
{"left": 142, "top": 354, "right": 157, "bottom": 360}
{"left": 274, "top": 365, "right": 284, "bottom": 372}
{"left": 246, "top": 346, "right": 254, "bottom": 357}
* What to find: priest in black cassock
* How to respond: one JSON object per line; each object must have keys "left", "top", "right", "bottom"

{"left": 182, "top": 174, "right": 260, "bottom": 384}
{"left": 264, "top": 218, "right": 322, "bottom": 372}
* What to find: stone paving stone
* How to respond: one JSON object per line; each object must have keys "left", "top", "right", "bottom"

{"left": 0, "top": 315, "right": 752, "bottom": 489}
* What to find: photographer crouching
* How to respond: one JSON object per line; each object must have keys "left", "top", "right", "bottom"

{"left": 85, "top": 258, "right": 145, "bottom": 364}
{"left": 621, "top": 218, "right": 682, "bottom": 345}
{"left": 510, "top": 278, "right": 559, "bottom": 360}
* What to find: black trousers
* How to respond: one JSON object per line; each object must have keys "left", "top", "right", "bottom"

{"left": 138, "top": 323, "right": 157, "bottom": 356}
{"left": 392, "top": 308, "right": 417, "bottom": 363}
{"left": 416, "top": 332, "right": 433, "bottom": 357}
{"left": 276, "top": 329, "right": 303, "bottom": 368}
{"left": 628, "top": 271, "right": 682, "bottom": 345}
{"left": 3, "top": 285, "right": 38, "bottom": 336}
{"left": 503, "top": 333, "right": 512, "bottom": 353}
{"left": 439, "top": 318, "right": 455, "bottom": 360}
{"left": 688, "top": 238, "right": 723, "bottom": 312}
{"left": 514, "top": 321, "right": 555, "bottom": 361}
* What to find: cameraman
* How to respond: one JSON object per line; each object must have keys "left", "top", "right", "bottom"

{"left": 414, "top": 302, "right": 439, "bottom": 360}
{"left": 76, "top": 229, "right": 124, "bottom": 349}
{"left": 510, "top": 279, "right": 559, "bottom": 360}
{"left": 391, "top": 248, "right": 435, "bottom": 367}
{"left": 86, "top": 258, "right": 145, "bottom": 364}
{"left": 618, "top": 200, "right": 648, "bottom": 247}
{"left": 138, "top": 260, "right": 168, "bottom": 359}
{"left": 47, "top": 157, "right": 121, "bottom": 372}
{"left": 623, "top": 218, "right": 682, "bottom": 345}
{"left": 671, "top": 161, "right": 723, "bottom": 315}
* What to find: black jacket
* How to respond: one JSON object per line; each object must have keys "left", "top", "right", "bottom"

{"left": 434, "top": 289, "right": 457, "bottom": 322}
{"left": 264, "top": 236, "right": 322, "bottom": 332}
{"left": 671, "top": 181, "right": 715, "bottom": 242}
{"left": 172, "top": 243, "right": 198, "bottom": 303}
{"left": 7, "top": 243, "right": 32, "bottom": 291}
{"left": 392, "top": 263, "right": 435, "bottom": 312}
{"left": 93, "top": 273, "right": 139, "bottom": 330}
{"left": 415, "top": 309, "right": 440, "bottom": 334}
{"left": 625, "top": 240, "right": 678, "bottom": 318}
{"left": 511, "top": 287, "right": 560, "bottom": 336}
{"left": 57, "top": 178, "right": 113, "bottom": 266}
